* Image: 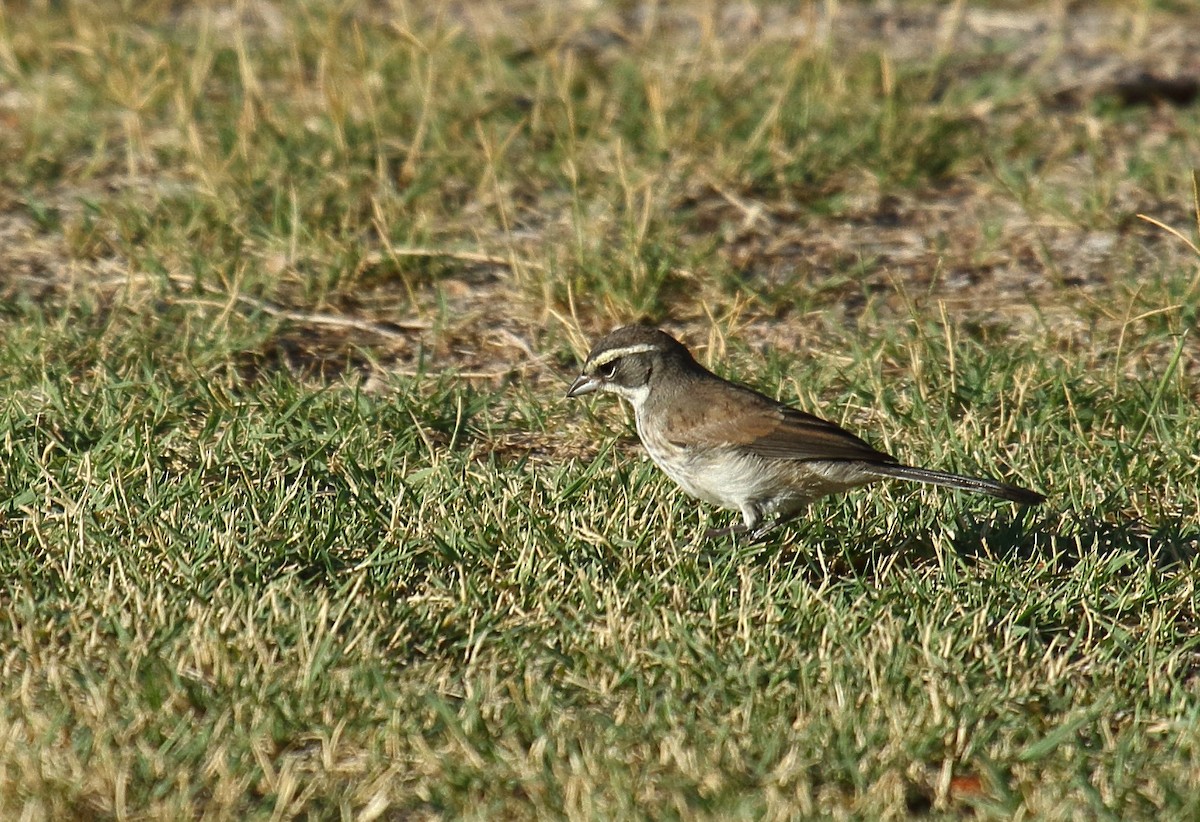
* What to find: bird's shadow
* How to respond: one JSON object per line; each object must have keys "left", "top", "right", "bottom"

{"left": 699, "top": 506, "right": 1199, "bottom": 580}
{"left": 946, "top": 507, "right": 1198, "bottom": 569}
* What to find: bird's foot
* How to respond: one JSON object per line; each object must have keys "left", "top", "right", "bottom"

{"left": 703, "top": 523, "right": 748, "bottom": 540}
{"left": 705, "top": 523, "right": 781, "bottom": 543}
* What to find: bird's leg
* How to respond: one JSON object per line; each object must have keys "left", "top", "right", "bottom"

{"left": 703, "top": 504, "right": 761, "bottom": 540}
{"left": 748, "top": 507, "right": 807, "bottom": 542}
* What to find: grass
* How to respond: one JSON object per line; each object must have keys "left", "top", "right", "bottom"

{"left": 2, "top": 1, "right": 1200, "bottom": 819}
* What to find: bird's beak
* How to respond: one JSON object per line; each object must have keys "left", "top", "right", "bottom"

{"left": 566, "top": 373, "right": 600, "bottom": 398}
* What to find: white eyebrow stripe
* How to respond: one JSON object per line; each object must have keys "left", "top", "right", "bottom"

{"left": 588, "top": 343, "right": 660, "bottom": 368}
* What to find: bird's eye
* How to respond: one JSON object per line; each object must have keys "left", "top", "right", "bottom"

{"left": 599, "top": 361, "right": 619, "bottom": 379}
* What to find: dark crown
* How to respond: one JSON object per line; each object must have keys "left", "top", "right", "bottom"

{"left": 583, "top": 326, "right": 691, "bottom": 373}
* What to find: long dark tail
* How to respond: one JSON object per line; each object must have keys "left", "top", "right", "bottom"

{"left": 864, "top": 463, "right": 1045, "bottom": 505}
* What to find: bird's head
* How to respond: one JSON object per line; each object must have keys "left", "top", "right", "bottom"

{"left": 565, "top": 326, "right": 695, "bottom": 409}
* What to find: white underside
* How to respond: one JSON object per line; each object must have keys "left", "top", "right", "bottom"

{"left": 625, "top": 399, "right": 875, "bottom": 530}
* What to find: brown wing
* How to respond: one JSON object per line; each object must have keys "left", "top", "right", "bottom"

{"left": 665, "top": 381, "right": 895, "bottom": 463}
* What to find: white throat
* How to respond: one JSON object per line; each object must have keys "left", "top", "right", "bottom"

{"left": 610, "top": 383, "right": 650, "bottom": 412}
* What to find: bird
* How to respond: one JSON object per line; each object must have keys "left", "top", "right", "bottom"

{"left": 566, "top": 325, "right": 1044, "bottom": 539}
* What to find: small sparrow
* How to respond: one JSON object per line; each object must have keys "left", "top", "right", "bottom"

{"left": 566, "top": 326, "right": 1044, "bottom": 539}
